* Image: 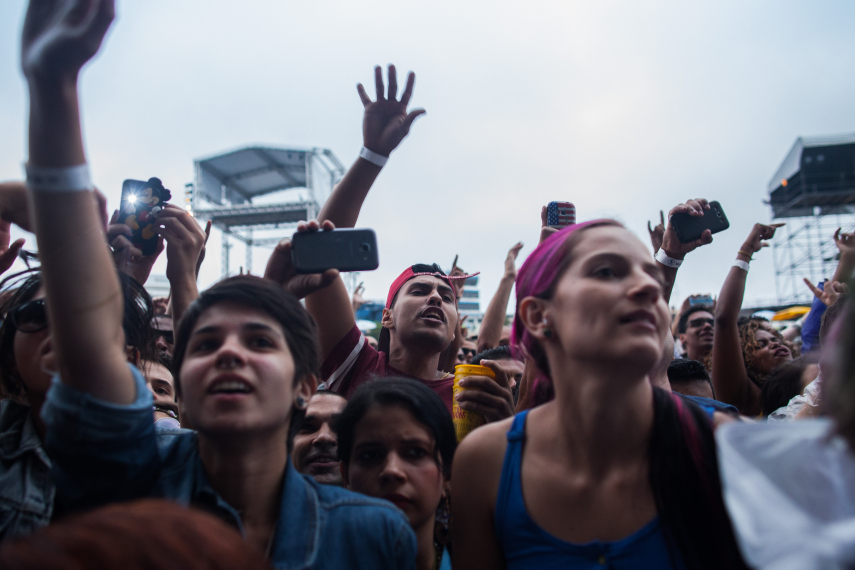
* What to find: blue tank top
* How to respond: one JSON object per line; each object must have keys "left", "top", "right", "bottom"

{"left": 494, "top": 411, "right": 685, "bottom": 569}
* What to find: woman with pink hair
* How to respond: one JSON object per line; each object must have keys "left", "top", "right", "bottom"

{"left": 452, "top": 218, "right": 746, "bottom": 569}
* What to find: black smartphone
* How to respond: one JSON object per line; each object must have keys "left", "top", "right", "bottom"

{"left": 291, "top": 228, "right": 379, "bottom": 274}
{"left": 119, "top": 178, "right": 172, "bottom": 255}
{"left": 670, "top": 201, "right": 730, "bottom": 244}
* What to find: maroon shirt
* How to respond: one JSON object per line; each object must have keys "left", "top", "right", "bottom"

{"left": 321, "top": 325, "right": 454, "bottom": 412}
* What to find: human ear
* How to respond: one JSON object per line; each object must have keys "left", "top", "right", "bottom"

{"left": 518, "top": 297, "right": 552, "bottom": 341}
{"left": 295, "top": 373, "right": 318, "bottom": 409}
{"left": 381, "top": 308, "right": 394, "bottom": 330}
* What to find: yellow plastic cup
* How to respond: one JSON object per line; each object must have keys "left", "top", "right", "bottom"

{"left": 453, "top": 364, "right": 496, "bottom": 442}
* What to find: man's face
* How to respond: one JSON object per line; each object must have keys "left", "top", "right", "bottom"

{"left": 152, "top": 316, "right": 174, "bottom": 357}
{"left": 144, "top": 361, "right": 176, "bottom": 407}
{"left": 385, "top": 276, "right": 459, "bottom": 353}
{"left": 493, "top": 357, "right": 525, "bottom": 390}
{"left": 292, "top": 393, "right": 347, "bottom": 486}
{"left": 456, "top": 340, "right": 477, "bottom": 365}
{"left": 680, "top": 311, "right": 714, "bottom": 361}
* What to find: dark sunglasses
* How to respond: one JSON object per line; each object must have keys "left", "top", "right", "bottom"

{"left": 459, "top": 348, "right": 477, "bottom": 356}
{"left": 688, "top": 317, "right": 714, "bottom": 329}
{"left": 9, "top": 299, "right": 48, "bottom": 333}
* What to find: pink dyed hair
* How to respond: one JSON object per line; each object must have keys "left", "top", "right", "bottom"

{"left": 511, "top": 219, "right": 622, "bottom": 405}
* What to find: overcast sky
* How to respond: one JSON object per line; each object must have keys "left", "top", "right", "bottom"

{"left": 2, "top": 0, "right": 854, "bottom": 312}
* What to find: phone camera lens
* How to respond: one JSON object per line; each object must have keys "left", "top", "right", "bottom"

{"left": 360, "top": 243, "right": 370, "bottom": 253}
{"left": 716, "top": 212, "right": 722, "bottom": 217}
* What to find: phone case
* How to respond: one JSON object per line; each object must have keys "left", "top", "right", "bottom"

{"left": 547, "top": 201, "right": 576, "bottom": 228}
{"left": 671, "top": 201, "right": 730, "bottom": 244}
{"left": 291, "top": 228, "right": 379, "bottom": 274}
{"left": 120, "top": 178, "right": 172, "bottom": 255}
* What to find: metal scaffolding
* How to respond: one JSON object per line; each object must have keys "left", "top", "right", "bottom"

{"left": 187, "top": 146, "right": 345, "bottom": 276}
{"left": 767, "top": 134, "right": 855, "bottom": 303}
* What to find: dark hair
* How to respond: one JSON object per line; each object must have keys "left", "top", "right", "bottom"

{"left": 760, "top": 355, "right": 820, "bottom": 417}
{"left": 471, "top": 345, "right": 512, "bottom": 365}
{"left": 677, "top": 305, "right": 714, "bottom": 334}
{"left": 334, "top": 377, "right": 456, "bottom": 479}
{"left": 649, "top": 388, "right": 748, "bottom": 570}
{"left": 820, "top": 296, "right": 848, "bottom": 348}
{"left": 0, "top": 499, "right": 269, "bottom": 570}
{"left": 667, "top": 358, "right": 711, "bottom": 383}
{"left": 172, "top": 275, "right": 320, "bottom": 394}
{"left": 829, "top": 295, "right": 855, "bottom": 451}
{"left": 0, "top": 269, "right": 156, "bottom": 401}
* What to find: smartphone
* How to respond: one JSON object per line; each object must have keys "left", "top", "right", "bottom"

{"left": 547, "top": 201, "right": 576, "bottom": 228}
{"left": 670, "top": 200, "right": 729, "bottom": 244}
{"left": 291, "top": 228, "right": 379, "bottom": 274}
{"left": 120, "top": 178, "right": 171, "bottom": 255}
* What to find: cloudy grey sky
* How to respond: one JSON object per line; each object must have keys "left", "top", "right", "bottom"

{"left": 1, "top": 0, "right": 854, "bottom": 311}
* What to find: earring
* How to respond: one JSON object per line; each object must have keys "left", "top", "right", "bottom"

{"left": 296, "top": 396, "right": 306, "bottom": 408}
{"left": 543, "top": 328, "right": 552, "bottom": 339}
{"left": 434, "top": 495, "right": 451, "bottom": 548}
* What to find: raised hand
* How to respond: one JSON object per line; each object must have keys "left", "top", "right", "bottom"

{"left": 804, "top": 278, "right": 849, "bottom": 307}
{"left": 352, "top": 282, "right": 366, "bottom": 313}
{"left": 154, "top": 205, "right": 208, "bottom": 285}
{"left": 647, "top": 210, "right": 665, "bottom": 253}
{"left": 194, "top": 219, "right": 212, "bottom": 278}
{"left": 21, "top": 0, "right": 115, "bottom": 80}
{"left": 357, "top": 65, "right": 426, "bottom": 157}
{"left": 0, "top": 220, "right": 26, "bottom": 276}
{"left": 108, "top": 209, "right": 163, "bottom": 285}
{"left": 660, "top": 199, "right": 714, "bottom": 258}
{"left": 504, "top": 242, "right": 524, "bottom": 279}
{"left": 264, "top": 220, "right": 339, "bottom": 300}
{"left": 539, "top": 206, "right": 559, "bottom": 245}
{"left": 834, "top": 228, "right": 855, "bottom": 258}
{"left": 741, "top": 222, "right": 785, "bottom": 256}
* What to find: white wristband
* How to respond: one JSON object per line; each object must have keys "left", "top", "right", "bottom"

{"left": 655, "top": 249, "right": 683, "bottom": 268}
{"left": 25, "top": 163, "right": 92, "bottom": 193}
{"left": 359, "top": 147, "right": 388, "bottom": 168}
{"left": 733, "top": 259, "right": 750, "bottom": 272}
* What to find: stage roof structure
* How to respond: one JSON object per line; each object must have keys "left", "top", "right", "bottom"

{"left": 189, "top": 145, "right": 345, "bottom": 276}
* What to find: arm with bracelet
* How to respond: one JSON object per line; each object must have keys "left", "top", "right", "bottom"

{"left": 304, "top": 64, "right": 426, "bottom": 360}
{"left": 654, "top": 198, "right": 714, "bottom": 305}
{"left": 21, "top": 0, "right": 134, "bottom": 404}
{"left": 710, "top": 222, "right": 784, "bottom": 415}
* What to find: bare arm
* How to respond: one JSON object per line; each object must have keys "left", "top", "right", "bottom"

{"left": 832, "top": 229, "right": 855, "bottom": 284}
{"left": 306, "top": 65, "right": 425, "bottom": 359}
{"left": 478, "top": 243, "right": 522, "bottom": 353}
{"left": 451, "top": 422, "right": 508, "bottom": 570}
{"left": 656, "top": 199, "right": 713, "bottom": 304}
{"left": 22, "top": 0, "right": 133, "bottom": 404}
{"left": 711, "top": 223, "right": 783, "bottom": 414}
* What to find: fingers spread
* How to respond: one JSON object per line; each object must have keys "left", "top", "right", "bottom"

{"left": 374, "top": 65, "right": 385, "bottom": 101}
{"left": 400, "top": 72, "right": 416, "bottom": 106}
{"left": 387, "top": 64, "right": 398, "bottom": 100}
{"left": 357, "top": 83, "right": 371, "bottom": 107}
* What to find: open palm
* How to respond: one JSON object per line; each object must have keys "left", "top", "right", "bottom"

{"left": 358, "top": 65, "right": 425, "bottom": 157}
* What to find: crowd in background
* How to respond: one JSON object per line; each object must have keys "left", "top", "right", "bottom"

{"left": 1, "top": 1, "right": 854, "bottom": 569}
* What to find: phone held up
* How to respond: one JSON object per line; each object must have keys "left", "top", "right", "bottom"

{"left": 291, "top": 228, "right": 379, "bottom": 274}
{"left": 670, "top": 200, "right": 730, "bottom": 244}
{"left": 547, "top": 201, "right": 576, "bottom": 229}
{"left": 119, "top": 178, "right": 172, "bottom": 255}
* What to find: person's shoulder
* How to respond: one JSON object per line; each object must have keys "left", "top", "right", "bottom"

{"left": 313, "top": 479, "right": 407, "bottom": 519}
{"left": 155, "top": 429, "right": 199, "bottom": 463}
{"left": 454, "top": 415, "right": 514, "bottom": 481}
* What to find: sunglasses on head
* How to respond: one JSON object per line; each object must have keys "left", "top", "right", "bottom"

{"left": 9, "top": 298, "right": 48, "bottom": 333}
{"left": 688, "top": 317, "right": 714, "bottom": 329}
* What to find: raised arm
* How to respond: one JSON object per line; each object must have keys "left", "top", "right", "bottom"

{"left": 305, "top": 65, "right": 425, "bottom": 358}
{"left": 22, "top": 0, "right": 133, "bottom": 404}
{"left": 832, "top": 229, "right": 855, "bottom": 284}
{"left": 656, "top": 199, "right": 713, "bottom": 304}
{"left": 477, "top": 243, "right": 523, "bottom": 353}
{"left": 711, "top": 223, "right": 783, "bottom": 414}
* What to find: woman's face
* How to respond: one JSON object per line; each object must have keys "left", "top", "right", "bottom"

{"left": 344, "top": 404, "right": 446, "bottom": 532}
{"left": 12, "top": 289, "right": 55, "bottom": 401}
{"left": 751, "top": 328, "right": 793, "bottom": 375}
{"left": 179, "top": 301, "right": 311, "bottom": 436}
{"left": 542, "top": 226, "right": 670, "bottom": 373}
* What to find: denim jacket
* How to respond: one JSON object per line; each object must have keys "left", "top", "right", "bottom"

{"left": 42, "top": 366, "right": 416, "bottom": 570}
{"left": 0, "top": 400, "right": 54, "bottom": 541}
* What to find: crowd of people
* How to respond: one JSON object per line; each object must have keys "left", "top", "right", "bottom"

{"left": 1, "top": 1, "right": 854, "bottom": 569}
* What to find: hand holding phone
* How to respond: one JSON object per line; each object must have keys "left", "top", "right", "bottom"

{"left": 120, "top": 178, "right": 172, "bottom": 255}
{"left": 291, "top": 227, "right": 379, "bottom": 274}
{"left": 547, "top": 201, "right": 576, "bottom": 229}
{"left": 670, "top": 200, "right": 729, "bottom": 244}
